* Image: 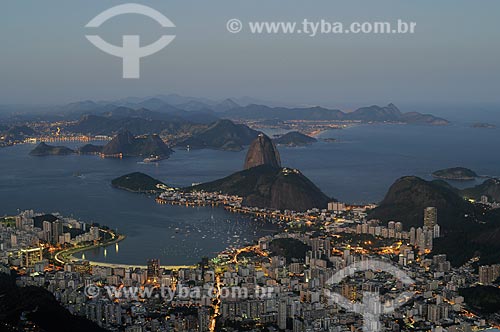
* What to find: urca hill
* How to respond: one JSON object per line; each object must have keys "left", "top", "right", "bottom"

{"left": 191, "top": 133, "right": 330, "bottom": 211}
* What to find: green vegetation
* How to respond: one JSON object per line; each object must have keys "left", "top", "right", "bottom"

{"left": 0, "top": 217, "right": 15, "bottom": 227}
{"left": 369, "top": 176, "right": 500, "bottom": 266}
{"left": 177, "top": 119, "right": 259, "bottom": 151}
{"left": 29, "top": 142, "right": 75, "bottom": 156}
{"left": 102, "top": 131, "right": 173, "bottom": 157}
{"left": 369, "top": 176, "right": 474, "bottom": 229}
{"left": 460, "top": 178, "right": 500, "bottom": 202}
{"left": 459, "top": 286, "right": 500, "bottom": 314}
{"left": 432, "top": 167, "right": 478, "bottom": 180}
{"left": 77, "top": 144, "right": 103, "bottom": 154}
{"left": 190, "top": 165, "right": 330, "bottom": 211}
{"left": 0, "top": 273, "right": 106, "bottom": 332}
{"left": 273, "top": 131, "right": 317, "bottom": 146}
{"left": 269, "top": 238, "right": 311, "bottom": 261}
{"left": 111, "top": 172, "right": 167, "bottom": 193}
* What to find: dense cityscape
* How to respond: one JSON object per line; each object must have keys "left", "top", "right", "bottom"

{"left": 2, "top": 182, "right": 500, "bottom": 331}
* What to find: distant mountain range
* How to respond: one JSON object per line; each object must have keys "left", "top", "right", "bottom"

{"left": 220, "top": 103, "right": 449, "bottom": 125}
{"left": 61, "top": 101, "right": 447, "bottom": 132}
{"left": 2, "top": 94, "right": 450, "bottom": 150}
{"left": 0, "top": 93, "right": 449, "bottom": 125}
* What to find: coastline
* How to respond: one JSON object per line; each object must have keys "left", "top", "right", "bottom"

{"left": 54, "top": 230, "right": 127, "bottom": 265}
{"left": 431, "top": 175, "right": 476, "bottom": 181}
{"left": 76, "top": 260, "right": 195, "bottom": 270}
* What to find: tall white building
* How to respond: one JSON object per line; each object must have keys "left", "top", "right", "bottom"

{"left": 424, "top": 207, "right": 437, "bottom": 228}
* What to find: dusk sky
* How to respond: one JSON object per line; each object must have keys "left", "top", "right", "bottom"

{"left": 2, "top": 0, "right": 500, "bottom": 106}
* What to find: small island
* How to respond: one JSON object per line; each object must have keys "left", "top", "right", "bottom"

{"left": 111, "top": 172, "right": 169, "bottom": 193}
{"left": 77, "top": 144, "right": 103, "bottom": 155}
{"left": 29, "top": 142, "right": 75, "bottom": 156}
{"left": 273, "top": 131, "right": 317, "bottom": 147}
{"left": 432, "top": 167, "right": 478, "bottom": 181}
{"left": 322, "top": 137, "right": 337, "bottom": 143}
{"left": 472, "top": 123, "right": 496, "bottom": 129}
{"left": 102, "top": 131, "right": 173, "bottom": 158}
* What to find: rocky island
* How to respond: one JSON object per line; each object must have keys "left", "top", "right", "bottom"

{"left": 77, "top": 144, "right": 103, "bottom": 154}
{"left": 111, "top": 172, "right": 168, "bottom": 193}
{"left": 472, "top": 123, "right": 496, "bottom": 129}
{"left": 322, "top": 137, "right": 337, "bottom": 143}
{"left": 29, "top": 142, "right": 75, "bottom": 156}
{"left": 175, "top": 119, "right": 260, "bottom": 152}
{"left": 273, "top": 131, "right": 317, "bottom": 147}
{"left": 432, "top": 167, "right": 478, "bottom": 181}
{"left": 101, "top": 131, "right": 173, "bottom": 158}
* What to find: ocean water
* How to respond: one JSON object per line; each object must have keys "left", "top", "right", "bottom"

{"left": 1, "top": 122, "right": 499, "bottom": 264}
{"left": 277, "top": 123, "right": 500, "bottom": 203}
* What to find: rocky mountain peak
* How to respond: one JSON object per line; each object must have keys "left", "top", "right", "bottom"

{"left": 244, "top": 133, "right": 281, "bottom": 170}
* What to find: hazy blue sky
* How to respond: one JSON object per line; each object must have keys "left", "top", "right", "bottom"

{"left": 1, "top": 0, "right": 500, "bottom": 106}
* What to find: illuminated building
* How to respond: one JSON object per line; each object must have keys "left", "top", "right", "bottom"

{"left": 424, "top": 207, "right": 437, "bottom": 228}
{"left": 147, "top": 259, "right": 160, "bottom": 283}
{"left": 66, "top": 260, "right": 92, "bottom": 274}
{"left": 479, "top": 264, "right": 500, "bottom": 285}
{"left": 51, "top": 220, "right": 63, "bottom": 244}
{"left": 20, "top": 247, "right": 43, "bottom": 267}
{"left": 198, "top": 307, "right": 210, "bottom": 332}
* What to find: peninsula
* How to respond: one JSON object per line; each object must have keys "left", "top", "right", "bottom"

{"left": 29, "top": 142, "right": 75, "bottom": 156}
